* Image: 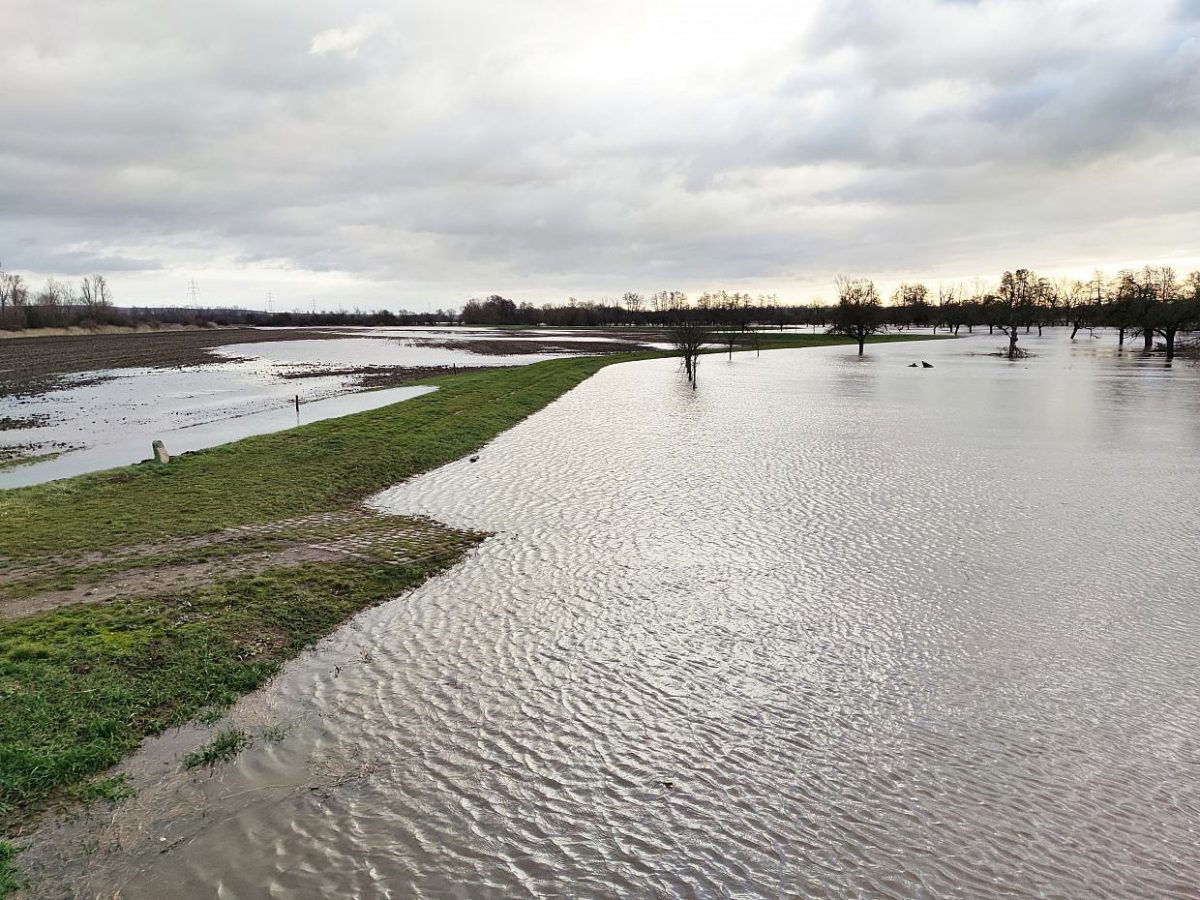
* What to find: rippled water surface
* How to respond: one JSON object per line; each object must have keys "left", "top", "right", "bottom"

{"left": 23, "top": 333, "right": 1200, "bottom": 897}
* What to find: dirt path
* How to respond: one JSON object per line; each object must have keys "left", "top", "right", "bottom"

{"left": 0, "top": 507, "right": 485, "bottom": 620}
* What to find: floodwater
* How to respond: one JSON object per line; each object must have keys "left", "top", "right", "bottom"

{"left": 20, "top": 331, "right": 1200, "bottom": 898}
{"left": 0, "top": 381, "right": 435, "bottom": 490}
{"left": 0, "top": 330, "right": 580, "bottom": 489}
{"left": 209, "top": 336, "right": 566, "bottom": 369}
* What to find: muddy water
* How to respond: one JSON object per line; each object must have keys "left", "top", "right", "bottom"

{"left": 21, "top": 333, "right": 1200, "bottom": 898}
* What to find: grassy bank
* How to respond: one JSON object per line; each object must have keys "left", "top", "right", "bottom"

{"left": 0, "top": 335, "right": 936, "bottom": 861}
{"left": 0, "top": 558, "right": 470, "bottom": 833}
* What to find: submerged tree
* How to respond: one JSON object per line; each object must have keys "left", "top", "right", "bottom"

{"left": 828, "top": 276, "right": 883, "bottom": 355}
{"left": 995, "top": 269, "right": 1043, "bottom": 359}
{"left": 1152, "top": 297, "right": 1197, "bottom": 361}
{"left": 1116, "top": 267, "right": 1166, "bottom": 352}
{"left": 668, "top": 320, "right": 712, "bottom": 388}
{"left": 723, "top": 328, "right": 740, "bottom": 359}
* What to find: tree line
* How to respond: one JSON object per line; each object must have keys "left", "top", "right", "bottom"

{"left": 0, "top": 270, "right": 119, "bottom": 329}
{"left": 4, "top": 260, "right": 1197, "bottom": 358}
{"left": 0, "top": 262, "right": 455, "bottom": 331}
{"left": 827, "top": 266, "right": 1199, "bottom": 359}
{"left": 464, "top": 265, "right": 1200, "bottom": 360}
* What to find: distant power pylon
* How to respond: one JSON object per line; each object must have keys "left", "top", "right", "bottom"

{"left": 266, "top": 290, "right": 274, "bottom": 313}
{"left": 186, "top": 279, "right": 200, "bottom": 306}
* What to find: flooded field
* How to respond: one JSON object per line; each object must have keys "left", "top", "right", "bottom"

{"left": 18, "top": 332, "right": 1200, "bottom": 897}
{"left": 0, "top": 327, "right": 639, "bottom": 488}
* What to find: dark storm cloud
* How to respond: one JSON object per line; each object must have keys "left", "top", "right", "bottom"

{"left": 1, "top": 0, "right": 1197, "bottom": 306}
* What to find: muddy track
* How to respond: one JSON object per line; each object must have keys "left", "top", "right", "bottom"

{"left": 0, "top": 508, "right": 486, "bottom": 620}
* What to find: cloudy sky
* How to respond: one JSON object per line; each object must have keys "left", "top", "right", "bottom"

{"left": 2, "top": 0, "right": 1198, "bottom": 311}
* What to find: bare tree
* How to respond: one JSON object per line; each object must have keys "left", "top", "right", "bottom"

{"left": 1119, "top": 265, "right": 1175, "bottom": 352}
{"left": 621, "top": 291, "right": 644, "bottom": 313}
{"left": 995, "top": 269, "right": 1043, "bottom": 359}
{"left": 0, "top": 272, "right": 26, "bottom": 310}
{"left": 80, "top": 274, "right": 113, "bottom": 310}
{"left": 1151, "top": 299, "right": 1193, "bottom": 361}
{"left": 1054, "top": 277, "right": 1088, "bottom": 338}
{"left": 828, "top": 276, "right": 883, "bottom": 355}
{"left": 38, "top": 277, "right": 70, "bottom": 307}
{"left": 893, "top": 282, "right": 932, "bottom": 331}
{"left": 723, "top": 328, "right": 739, "bottom": 359}
{"left": 668, "top": 320, "right": 712, "bottom": 389}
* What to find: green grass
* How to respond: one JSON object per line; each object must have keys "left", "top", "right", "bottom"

{"left": 183, "top": 727, "right": 249, "bottom": 769}
{"left": 0, "top": 556, "right": 466, "bottom": 834}
{"left": 0, "top": 842, "right": 18, "bottom": 896}
{"left": 67, "top": 774, "right": 134, "bottom": 805}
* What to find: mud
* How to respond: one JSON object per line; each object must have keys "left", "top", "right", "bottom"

{"left": 413, "top": 337, "right": 648, "bottom": 355}
{"left": 0, "top": 327, "right": 350, "bottom": 397}
{"left": 278, "top": 365, "right": 502, "bottom": 389}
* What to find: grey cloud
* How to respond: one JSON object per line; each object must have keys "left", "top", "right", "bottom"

{"left": 1, "top": 0, "right": 1198, "bottom": 307}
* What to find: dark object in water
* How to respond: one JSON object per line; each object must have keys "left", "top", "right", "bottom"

{"left": 908, "top": 362, "right": 919, "bottom": 368}
{"left": 469, "top": 455, "right": 480, "bottom": 463}
{"left": 921, "top": 361, "right": 934, "bottom": 368}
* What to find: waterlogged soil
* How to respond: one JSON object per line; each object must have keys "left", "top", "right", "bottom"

{"left": 0, "top": 327, "right": 353, "bottom": 397}
{"left": 278, "top": 364, "right": 505, "bottom": 390}
{"left": 17, "top": 331, "right": 1200, "bottom": 898}
{"left": 0, "top": 326, "right": 648, "bottom": 398}
{"left": 416, "top": 337, "right": 647, "bottom": 355}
